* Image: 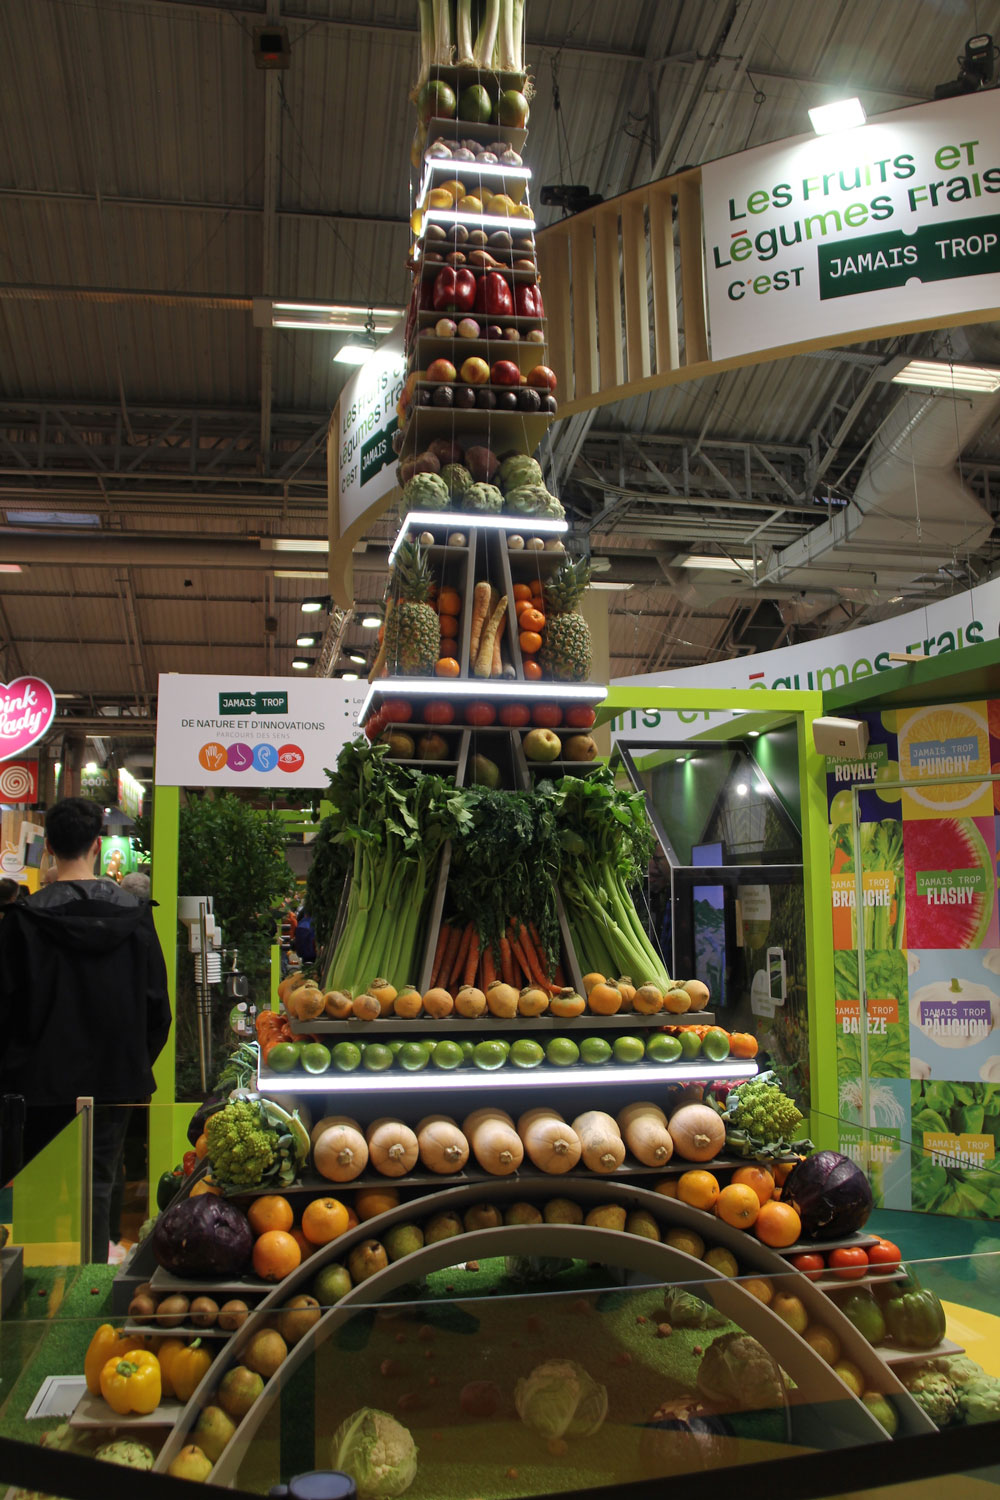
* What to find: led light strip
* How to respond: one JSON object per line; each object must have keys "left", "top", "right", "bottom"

{"left": 389, "top": 511, "right": 566, "bottom": 565}
{"left": 258, "top": 1060, "right": 758, "bottom": 1094}
{"left": 418, "top": 159, "right": 532, "bottom": 208}
{"left": 423, "top": 208, "right": 536, "bottom": 232}
{"left": 359, "top": 677, "right": 607, "bottom": 723}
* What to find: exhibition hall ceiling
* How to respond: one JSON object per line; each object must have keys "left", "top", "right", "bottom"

{"left": 1, "top": 0, "right": 999, "bottom": 749}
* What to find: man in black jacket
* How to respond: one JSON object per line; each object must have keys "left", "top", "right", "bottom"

{"left": 0, "top": 798, "right": 171, "bottom": 1260}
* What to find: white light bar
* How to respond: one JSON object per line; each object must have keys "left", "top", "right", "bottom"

{"left": 808, "top": 97, "right": 866, "bottom": 135}
{"left": 274, "top": 319, "right": 395, "bottom": 333}
{"left": 258, "top": 1060, "right": 758, "bottom": 1095}
{"left": 273, "top": 302, "right": 402, "bottom": 318}
{"left": 418, "top": 159, "right": 532, "bottom": 208}
{"left": 891, "top": 359, "right": 1000, "bottom": 394}
{"left": 359, "top": 677, "right": 607, "bottom": 724}
{"left": 390, "top": 511, "right": 566, "bottom": 565}
{"left": 677, "top": 554, "right": 755, "bottom": 572}
{"left": 264, "top": 539, "right": 330, "bottom": 553}
{"left": 424, "top": 208, "right": 535, "bottom": 233}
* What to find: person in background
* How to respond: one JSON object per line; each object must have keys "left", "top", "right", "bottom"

{"left": 293, "top": 907, "right": 316, "bottom": 965}
{"left": 0, "top": 880, "right": 18, "bottom": 907}
{"left": 0, "top": 798, "right": 171, "bottom": 1262}
{"left": 120, "top": 871, "right": 152, "bottom": 900}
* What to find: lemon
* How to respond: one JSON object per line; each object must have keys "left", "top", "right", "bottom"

{"left": 331, "top": 1041, "right": 361, "bottom": 1073}
{"left": 361, "top": 1043, "right": 393, "bottom": 1073}
{"left": 398, "top": 1041, "right": 431, "bottom": 1072}
{"left": 431, "top": 1039, "right": 464, "bottom": 1070}
{"left": 646, "top": 1033, "right": 682, "bottom": 1063}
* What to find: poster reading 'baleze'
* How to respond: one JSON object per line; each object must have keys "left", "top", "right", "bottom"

{"left": 702, "top": 90, "right": 1000, "bottom": 362}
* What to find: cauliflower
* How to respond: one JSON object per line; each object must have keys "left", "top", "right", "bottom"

{"left": 514, "top": 1360, "right": 608, "bottom": 1440}
{"left": 697, "top": 1333, "right": 786, "bottom": 1411}
{"left": 330, "top": 1408, "right": 417, "bottom": 1499}
{"left": 902, "top": 1367, "right": 960, "bottom": 1427}
{"left": 205, "top": 1092, "right": 309, "bottom": 1190}
{"left": 95, "top": 1441, "right": 155, "bottom": 1468}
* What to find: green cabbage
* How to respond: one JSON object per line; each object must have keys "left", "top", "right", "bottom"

{"left": 330, "top": 1408, "right": 418, "bottom": 1499}
{"left": 514, "top": 1359, "right": 608, "bottom": 1441}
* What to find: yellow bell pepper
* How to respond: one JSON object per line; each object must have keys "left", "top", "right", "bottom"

{"left": 85, "top": 1324, "right": 143, "bottom": 1396}
{"left": 100, "top": 1348, "right": 162, "bottom": 1415}
{"left": 170, "top": 1340, "right": 213, "bottom": 1403}
{"left": 154, "top": 1337, "right": 187, "bottom": 1399}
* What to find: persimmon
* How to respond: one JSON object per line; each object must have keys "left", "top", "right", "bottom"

{"left": 523, "top": 660, "right": 542, "bottom": 680}
{"left": 301, "top": 1196, "right": 350, "bottom": 1246}
{"left": 247, "top": 1195, "right": 294, "bottom": 1236}
{"left": 251, "top": 1229, "right": 302, "bottom": 1281}
{"left": 731, "top": 1164, "right": 775, "bottom": 1205}
{"left": 676, "top": 1169, "right": 720, "bottom": 1212}
{"left": 729, "top": 1032, "right": 759, "bottom": 1059}
{"left": 435, "top": 657, "right": 461, "bottom": 677}
{"left": 716, "top": 1183, "right": 760, "bottom": 1229}
{"left": 755, "top": 1199, "right": 801, "bottom": 1248}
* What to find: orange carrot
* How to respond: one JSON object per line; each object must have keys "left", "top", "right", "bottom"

{"left": 437, "top": 923, "right": 461, "bottom": 990}
{"left": 468, "top": 581, "right": 493, "bottom": 664}
{"left": 464, "top": 930, "right": 481, "bottom": 989}
{"left": 528, "top": 922, "right": 552, "bottom": 981}
{"left": 430, "top": 922, "right": 451, "bottom": 988}
{"left": 512, "top": 921, "right": 548, "bottom": 990}
{"left": 481, "top": 945, "right": 496, "bottom": 988}
{"left": 553, "top": 961, "right": 566, "bottom": 987}
{"left": 491, "top": 609, "right": 507, "bottom": 678}
{"left": 500, "top": 935, "right": 514, "bottom": 987}
{"left": 451, "top": 922, "right": 474, "bottom": 989}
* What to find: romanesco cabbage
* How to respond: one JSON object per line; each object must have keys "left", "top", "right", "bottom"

{"left": 720, "top": 1071, "right": 813, "bottom": 1160}
{"left": 205, "top": 1092, "right": 310, "bottom": 1191}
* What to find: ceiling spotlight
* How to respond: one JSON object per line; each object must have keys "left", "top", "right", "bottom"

{"left": 296, "top": 633, "right": 320, "bottom": 648}
{"left": 301, "top": 597, "right": 329, "bottom": 614}
{"left": 736, "top": 782, "right": 748, "bottom": 796}
{"left": 346, "top": 652, "right": 367, "bottom": 665}
{"left": 333, "top": 309, "right": 380, "bottom": 366}
{"left": 342, "top": 672, "right": 360, "bottom": 682}
{"left": 808, "top": 97, "right": 866, "bottom": 134}
{"left": 361, "top": 615, "right": 382, "bottom": 629}
{"left": 291, "top": 656, "right": 314, "bottom": 671}
{"left": 934, "top": 32, "right": 995, "bottom": 97}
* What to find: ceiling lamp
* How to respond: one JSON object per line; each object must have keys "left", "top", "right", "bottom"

{"left": 256, "top": 299, "right": 401, "bottom": 332}
{"left": 360, "top": 615, "right": 382, "bottom": 630}
{"left": 291, "top": 656, "right": 314, "bottom": 671}
{"left": 676, "top": 554, "right": 755, "bottom": 572}
{"left": 808, "top": 97, "right": 866, "bottom": 134}
{"left": 334, "top": 309, "right": 381, "bottom": 366}
{"left": 300, "top": 597, "right": 329, "bottom": 614}
{"left": 890, "top": 359, "right": 1000, "bottom": 394}
{"left": 296, "top": 633, "right": 320, "bottom": 648}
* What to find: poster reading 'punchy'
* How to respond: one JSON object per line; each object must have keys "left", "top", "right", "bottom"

{"left": 828, "top": 699, "right": 1000, "bottom": 1217}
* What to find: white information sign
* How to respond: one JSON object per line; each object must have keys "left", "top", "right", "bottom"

{"left": 702, "top": 90, "right": 1000, "bottom": 361}
{"left": 155, "top": 674, "right": 368, "bottom": 787}
{"left": 336, "top": 326, "right": 407, "bottom": 534}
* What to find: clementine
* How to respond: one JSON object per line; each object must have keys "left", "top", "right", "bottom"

{"left": 523, "top": 661, "right": 542, "bottom": 680}
{"left": 519, "top": 630, "right": 543, "bottom": 655}
{"left": 512, "top": 583, "right": 532, "bottom": 601}
{"left": 435, "top": 657, "right": 461, "bottom": 677}
{"left": 716, "top": 1182, "right": 760, "bottom": 1229}
{"left": 247, "top": 1195, "right": 294, "bottom": 1237}
{"left": 355, "top": 1187, "right": 400, "bottom": 1221}
{"left": 731, "top": 1165, "right": 775, "bottom": 1206}
{"left": 439, "top": 614, "right": 459, "bottom": 639}
{"left": 676, "top": 1169, "right": 720, "bottom": 1212}
{"left": 290, "top": 1227, "right": 315, "bottom": 1259}
{"left": 252, "top": 1229, "right": 302, "bottom": 1281}
{"left": 437, "top": 588, "right": 461, "bottom": 616}
{"left": 755, "top": 1199, "right": 802, "bottom": 1248}
{"left": 301, "top": 1196, "right": 350, "bottom": 1246}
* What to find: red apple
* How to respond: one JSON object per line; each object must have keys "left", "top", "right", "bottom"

{"left": 434, "top": 317, "right": 458, "bottom": 338}
{"left": 465, "top": 701, "right": 497, "bottom": 726}
{"left": 523, "top": 727, "right": 562, "bottom": 762}
{"left": 460, "top": 356, "right": 491, "bottom": 385}
{"left": 457, "top": 318, "right": 481, "bottom": 339}
{"left": 526, "top": 365, "right": 557, "bottom": 391}
{"left": 532, "top": 703, "right": 563, "bottom": 729}
{"left": 426, "top": 358, "right": 457, "bottom": 383}
{"left": 565, "top": 705, "right": 596, "bottom": 729}
{"left": 498, "top": 703, "right": 531, "bottom": 727}
{"left": 490, "top": 359, "right": 521, "bottom": 386}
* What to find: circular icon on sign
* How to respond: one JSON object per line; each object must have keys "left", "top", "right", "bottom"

{"left": 0, "top": 763, "right": 33, "bottom": 800}
{"left": 227, "top": 742, "right": 254, "bottom": 771}
{"left": 277, "top": 743, "right": 305, "bottom": 774}
{"left": 253, "top": 743, "right": 278, "bottom": 773}
{"left": 198, "top": 742, "right": 227, "bottom": 772}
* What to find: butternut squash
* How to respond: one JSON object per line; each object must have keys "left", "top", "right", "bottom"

{"left": 352, "top": 993, "right": 381, "bottom": 1022}
{"left": 416, "top": 1114, "right": 470, "bottom": 1174}
{"left": 313, "top": 1119, "right": 368, "bottom": 1182}
{"left": 485, "top": 981, "right": 518, "bottom": 1019}
{"left": 517, "top": 1107, "right": 582, "bottom": 1174}
{"left": 517, "top": 985, "right": 549, "bottom": 1017}
{"left": 310, "top": 1112, "right": 362, "bottom": 1148}
{"left": 668, "top": 1103, "right": 725, "bottom": 1162}
{"left": 454, "top": 984, "right": 487, "bottom": 1019}
{"left": 571, "top": 1111, "right": 626, "bottom": 1174}
{"left": 423, "top": 987, "right": 454, "bottom": 1019}
{"left": 366, "top": 1118, "right": 419, "bottom": 1177}
{"left": 393, "top": 984, "right": 423, "bottom": 1019}
{"left": 616, "top": 1101, "right": 674, "bottom": 1167}
{"left": 463, "top": 1107, "right": 524, "bottom": 1176}
{"left": 323, "top": 989, "right": 353, "bottom": 1020}
{"left": 549, "top": 987, "right": 585, "bottom": 1018}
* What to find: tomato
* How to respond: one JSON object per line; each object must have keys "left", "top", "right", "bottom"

{"left": 465, "top": 702, "right": 497, "bottom": 726}
{"left": 498, "top": 703, "right": 531, "bottom": 727}
{"left": 381, "top": 698, "right": 412, "bottom": 723}
{"left": 827, "top": 1247, "right": 869, "bottom": 1280}
{"left": 364, "top": 708, "right": 385, "bottom": 740}
{"left": 790, "top": 1252, "right": 825, "bottom": 1282}
{"left": 532, "top": 703, "right": 563, "bottom": 729}
{"left": 565, "top": 705, "right": 597, "bottom": 729}
{"left": 423, "top": 700, "right": 455, "bottom": 724}
{"left": 868, "top": 1239, "right": 902, "bottom": 1274}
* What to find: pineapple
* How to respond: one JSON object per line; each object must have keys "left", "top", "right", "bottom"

{"left": 538, "top": 557, "right": 592, "bottom": 681}
{"left": 383, "top": 540, "right": 441, "bottom": 675}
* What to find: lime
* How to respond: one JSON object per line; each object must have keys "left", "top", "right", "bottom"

{"left": 460, "top": 1040, "right": 476, "bottom": 1065}
{"left": 579, "top": 1036, "right": 612, "bottom": 1066}
{"left": 546, "top": 1036, "right": 580, "bottom": 1067}
{"left": 701, "top": 1028, "right": 731, "bottom": 1062}
{"left": 613, "top": 1035, "right": 645, "bottom": 1065}
{"left": 473, "top": 1040, "right": 509, "bottom": 1071}
{"left": 362, "top": 1042, "right": 394, "bottom": 1072}
{"left": 431, "top": 1039, "right": 465, "bottom": 1071}
{"left": 388, "top": 1039, "right": 405, "bottom": 1055}
{"left": 331, "top": 1041, "right": 362, "bottom": 1072}
{"left": 677, "top": 1030, "right": 702, "bottom": 1059}
{"left": 398, "top": 1041, "right": 432, "bottom": 1072}
{"left": 646, "top": 1033, "right": 682, "bottom": 1064}
{"left": 267, "top": 1042, "right": 301, "bottom": 1073}
{"left": 509, "top": 1039, "right": 545, "bottom": 1070}
{"left": 301, "top": 1043, "right": 331, "bottom": 1075}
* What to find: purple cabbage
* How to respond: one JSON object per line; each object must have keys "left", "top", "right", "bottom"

{"left": 782, "top": 1150, "right": 873, "bottom": 1240}
{"left": 152, "top": 1193, "right": 253, "bottom": 1277}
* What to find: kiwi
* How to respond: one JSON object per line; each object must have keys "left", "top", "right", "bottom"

{"left": 155, "top": 1294, "right": 190, "bottom": 1328}
{"left": 487, "top": 229, "right": 513, "bottom": 250}
{"left": 128, "top": 1292, "right": 157, "bottom": 1324}
{"left": 189, "top": 1295, "right": 220, "bottom": 1328}
{"left": 218, "top": 1298, "right": 250, "bottom": 1331}
{"left": 424, "top": 222, "right": 447, "bottom": 242}
{"left": 466, "top": 229, "right": 489, "bottom": 246}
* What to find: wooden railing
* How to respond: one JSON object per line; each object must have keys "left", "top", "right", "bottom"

{"left": 535, "top": 166, "right": 708, "bottom": 417}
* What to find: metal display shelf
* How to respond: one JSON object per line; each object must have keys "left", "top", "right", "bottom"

{"left": 779, "top": 1232, "right": 880, "bottom": 1258}
{"left": 879, "top": 1336, "right": 965, "bottom": 1366}
{"left": 812, "top": 1270, "right": 906, "bottom": 1293}
{"left": 150, "top": 1267, "right": 273, "bottom": 1296}
{"left": 289, "top": 1008, "right": 715, "bottom": 1033}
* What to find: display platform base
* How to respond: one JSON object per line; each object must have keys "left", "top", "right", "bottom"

{"left": 1, "top": 1245, "right": 24, "bottom": 1313}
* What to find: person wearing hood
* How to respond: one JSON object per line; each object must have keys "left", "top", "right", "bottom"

{"left": 0, "top": 797, "right": 171, "bottom": 1261}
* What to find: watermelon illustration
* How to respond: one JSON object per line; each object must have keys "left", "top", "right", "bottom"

{"left": 904, "top": 817, "right": 997, "bottom": 949}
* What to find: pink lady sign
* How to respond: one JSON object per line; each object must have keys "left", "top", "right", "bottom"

{"left": 0, "top": 677, "right": 56, "bottom": 762}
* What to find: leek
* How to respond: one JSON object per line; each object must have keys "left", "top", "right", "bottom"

{"left": 415, "top": 0, "right": 434, "bottom": 90}
{"left": 498, "top": 0, "right": 516, "bottom": 72}
{"left": 432, "top": 0, "right": 454, "bottom": 66}
{"left": 513, "top": 0, "right": 524, "bottom": 71}
{"left": 474, "top": 0, "right": 500, "bottom": 67}
{"left": 455, "top": 0, "right": 475, "bottom": 66}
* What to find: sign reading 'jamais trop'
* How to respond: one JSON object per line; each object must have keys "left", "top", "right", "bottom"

{"left": 701, "top": 90, "right": 1000, "bottom": 360}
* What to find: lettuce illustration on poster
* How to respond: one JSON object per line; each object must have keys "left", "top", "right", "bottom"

{"left": 826, "top": 710, "right": 900, "bottom": 825}
{"left": 911, "top": 1078, "right": 1000, "bottom": 1218}
{"left": 838, "top": 1075, "right": 911, "bottom": 1210}
{"left": 897, "top": 700, "right": 993, "bottom": 821}
{"left": 903, "top": 814, "right": 998, "bottom": 951}
{"left": 829, "top": 819, "right": 904, "bottom": 952}
{"left": 908, "top": 949, "right": 1000, "bottom": 1084}
{"left": 834, "top": 949, "right": 909, "bottom": 1079}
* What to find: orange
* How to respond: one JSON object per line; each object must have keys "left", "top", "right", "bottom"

{"left": 435, "top": 657, "right": 460, "bottom": 677}
{"left": 251, "top": 1228, "right": 302, "bottom": 1281}
{"left": 195, "top": 1133, "right": 209, "bottom": 1159}
{"left": 520, "top": 608, "right": 546, "bottom": 632}
{"left": 247, "top": 1195, "right": 294, "bottom": 1236}
{"left": 755, "top": 1199, "right": 802, "bottom": 1248}
{"left": 523, "top": 660, "right": 542, "bottom": 680}
{"left": 772, "top": 1160, "right": 797, "bottom": 1186}
{"left": 190, "top": 1178, "right": 221, "bottom": 1197}
{"left": 652, "top": 1178, "right": 677, "bottom": 1198}
{"left": 528, "top": 577, "right": 543, "bottom": 596}
{"left": 439, "top": 614, "right": 459, "bottom": 639}
{"left": 438, "top": 588, "right": 461, "bottom": 616}
{"left": 715, "top": 1182, "right": 760, "bottom": 1229}
{"left": 346, "top": 1207, "right": 359, "bottom": 1230}
{"left": 731, "top": 1165, "right": 775, "bottom": 1206}
{"left": 519, "top": 631, "right": 543, "bottom": 655}
{"left": 512, "top": 583, "right": 532, "bottom": 601}
{"left": 290, "top": 1227, "right": 315, "bottom": 1259}
{"left": 300, "top": 1196, "right": 350, "bottom": 1246}
{"left": 355, "top": 1187, "right": 400, "bottom": 1220}
{"left": 676, "top": 1169, "right": 720, "bottom": 1212}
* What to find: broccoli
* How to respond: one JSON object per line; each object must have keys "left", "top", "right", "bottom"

{"left": 697, "top": 1333, "right": 786, "bottom": 1411}
{"left": 901, "top": 1367, "right": 960, "bottom": 1427}
{"left": 205, "top": 1092, "right": 309, "bottom": 1191}
{"left": 720, "top": 1071, "right": 814, "bottom": 1160}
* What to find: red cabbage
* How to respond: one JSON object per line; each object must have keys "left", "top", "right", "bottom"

{"left": 152, "top": 1194, "right": 253, "bottom": 1277}
{"left": 781, "top": 1150, "right": 873, "bottom": 1240}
